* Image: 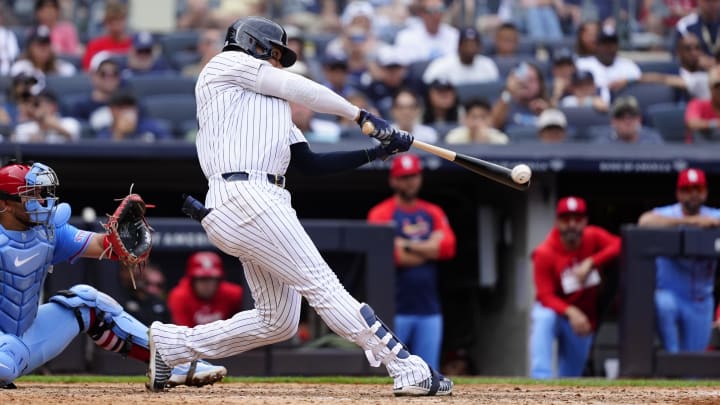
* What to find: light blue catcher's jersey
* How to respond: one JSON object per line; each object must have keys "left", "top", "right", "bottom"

{"left": 0, "top": 204, "right": 93, "bottom": 335}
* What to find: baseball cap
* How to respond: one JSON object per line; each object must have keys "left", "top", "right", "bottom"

{"left": 572, "top": 70, "right": 594, "bottom": 85}
{"left": 556, "top": 196, "right": 587, "bottom": 217}
{"left": 186, "top": 251, "right": 224, "bottom": 278}
{"left": 552, "top": 47, "right": 574, "bottom": 65}
{"left": 429, "top": 78, "right": 454, "bottom": 90}
{"left": 677, "top": 168, "right": 707, "bottom": 189}
{"left": 133, "top": 31, "right": 155, "bottom": 50}
{"left": 27, "top": 25, "right": 51, "bottom": 43}
{"left": 376, "top": 45, "right": 406, "bottom": 68}
{"left": 341, "top": 1, "right": 374, "bottom": 27}
{"left": 597, "top": 25, "right": 619, "bottom": 43}
{"left": 537, "top": 108, "right": 567, "bottom": 129}
{"left": 459, "top": 26, "right": 481, "bottom": 43}
{"left": 611, "top": 96, "right": 640, "bottom": 117}
{"left": 322, "top": 52, "right": 348, "bottom": 69}
{"left": 390, "top": 154, "right": 422, "bottom": 177}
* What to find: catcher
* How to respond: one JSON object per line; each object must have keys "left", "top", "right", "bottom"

{"left": 0, "top": 161, "right": 226, "bottom": 389}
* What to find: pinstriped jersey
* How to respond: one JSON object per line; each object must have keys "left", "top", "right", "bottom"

{"left": 195, "top": 51, "right": 306, "bottom": 181}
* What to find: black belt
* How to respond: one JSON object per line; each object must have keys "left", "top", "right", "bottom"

{"left": 222, "top": 171, "right": 286, "bottom": 188}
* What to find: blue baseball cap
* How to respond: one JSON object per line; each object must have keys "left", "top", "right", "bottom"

{"left": 132, "top": 31, "right": 155, "bottom": 50}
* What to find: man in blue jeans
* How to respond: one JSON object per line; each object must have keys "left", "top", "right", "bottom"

{"left": 638, "top": 168, "right": 720, "bottom": 352}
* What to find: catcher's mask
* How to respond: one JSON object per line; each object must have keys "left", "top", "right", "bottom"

{"left": 20, "top": 162, "right": 59, "bottom": 225}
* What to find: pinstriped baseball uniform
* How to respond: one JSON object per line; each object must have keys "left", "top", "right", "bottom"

{"left": 151, "top": 51, "right": 430, "bottom": 388}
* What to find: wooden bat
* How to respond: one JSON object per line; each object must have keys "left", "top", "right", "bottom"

{"left": 362, "top": 121, "right": 531, "bottom": 191}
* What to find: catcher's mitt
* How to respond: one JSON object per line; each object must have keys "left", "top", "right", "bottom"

{"left": 102, "top": 193, "right": 154, "bottom": 288}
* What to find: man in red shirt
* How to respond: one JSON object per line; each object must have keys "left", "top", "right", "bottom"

{"left": 685, "top": 65, "right": 720, "bottom": 138}
{"left": 167, "top": 251, "right": 243, "bottom": 327}
{"left": 529, "top": 196, "right": 621, "bottom": 378}
{"left": 82, "top": 0, "right": 132, "bottom": 71}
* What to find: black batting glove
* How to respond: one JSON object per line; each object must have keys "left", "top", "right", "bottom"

{"left": 356, "top": 109, "right": 394, "bottom": 142}
{"left": 380, "top": 129, "right": 414, "bottom": 157}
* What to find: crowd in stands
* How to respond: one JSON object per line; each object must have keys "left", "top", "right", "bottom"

{"left": 0, "top": 0, "right": 715, "bottom": 144}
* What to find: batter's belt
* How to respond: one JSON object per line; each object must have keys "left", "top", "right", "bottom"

{"left": 222, "top": 171, "right": 286, "bottom": 188}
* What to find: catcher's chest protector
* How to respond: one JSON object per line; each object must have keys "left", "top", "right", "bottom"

{"left": 0, "top": 228, "right": 54, "bottom": 335}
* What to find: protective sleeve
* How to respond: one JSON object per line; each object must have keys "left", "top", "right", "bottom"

{"left": 289, "top": 142, "right": 380, "bottom": 176}
{"left": 426, "top": 203, "right": 457, "bottom": 260}
{"left": 586, "top": 226, "right": 621, "bottom": 268}
{"left": 256, "top": 64, "right": 360, "bottom": 120}
{"left": 532, "top": 249, "right": 570, "bottom": 315}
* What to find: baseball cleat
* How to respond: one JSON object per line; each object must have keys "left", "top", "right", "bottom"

{"left": 393, "top": 369, "right": 453, "bottom": 397}
{"left": 146, "top": 323, "right": 172, "bottom": 392}
{"left": 168, "top": 360, "right": 227, "bottom": 387}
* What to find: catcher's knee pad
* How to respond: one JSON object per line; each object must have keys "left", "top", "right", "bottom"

{"left": 357, "top": 303, "right": 409, "bottom": 367}
{"left": 49, "top": 284, "right": 149, "bottom": 354}
{"left": 0, "top": 335, "right": 30, "bottom": 383}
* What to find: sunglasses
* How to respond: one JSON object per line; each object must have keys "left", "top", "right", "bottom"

{"left": 98, "top": 69, "right": 119, "bottom": 78}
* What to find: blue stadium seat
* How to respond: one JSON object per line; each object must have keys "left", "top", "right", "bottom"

{"left": 159, "top": 31, "right": 200, "bottom": 60}
{"left": 613, "top": 82, "right": 678, "bottom": 120}
{"left": 493, "top": 56, "right": 549, "bottom": 79}
{"left": 559, "top": 107, "right": 610, "bottom": 140}
{"left": 483, "top": 36, "right": 537, "bottom": 57}
{"left": 637, "top": 60, "right": 679, "bottom": 74}
{"left": 46, "top": 74, "right": 92, "bottom": 96}
{"left": 141, "top": 95, "right": 196, "bottom": 138}
{"left": 456, "top": 80, "right": 504, "bottom": 104}
{"left": 127, "top": 75, "right": 197, "bottom": 98}
{"left": 0, "top": 75, "right": 13, "bottom": 97}
{"left": 407, "top": 60, "right": 432, "bottom": 83}
{"left": 58, "top": 54, "right": 83, "bottom": 70}
{"left": 646, "top": 102, "right": 688, "bottom": 143}
{"left": 505, "top": 125, "right": 539, "bottom": 142}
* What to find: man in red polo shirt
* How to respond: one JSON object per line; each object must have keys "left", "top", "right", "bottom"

{"left": 167, "top": 251, "right": 243, "bottom": 327}
{"left": 529, "top": 196, "right": 621, "bottom": 378}
{"left": 82, "top": 0, "right": 132, "bottom": 71}
{"left": 685, "top": 65, "right": 720, "bottom": 137}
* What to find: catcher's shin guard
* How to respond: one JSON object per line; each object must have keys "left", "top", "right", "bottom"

{"left": 356, "top": 303, "right": 410, "bottom": 367}
{"left": 49, "top": 284, "right": 150, "bottom": 362}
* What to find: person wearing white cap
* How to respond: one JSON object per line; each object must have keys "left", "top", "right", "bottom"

{"left": 422, "top": 26, "right": 500, "bottom": 87}
{"left": 536, "top": 108, "right": 567, "bottom": 143}
{"left": 393, "top": 0, "right": 459, "bottom": 64}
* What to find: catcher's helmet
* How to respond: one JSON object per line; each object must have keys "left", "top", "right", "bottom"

{"left": 223, "top": 16, "right": 297, "bottom": 67}
{"left": 0, "top": 162, "right": 59, "bottom": 225}
{"left": 186, "top": 251, "right": 224, "bottom": 278}
{"left": 0, "top": 163, "right": 30, "bottom": 201}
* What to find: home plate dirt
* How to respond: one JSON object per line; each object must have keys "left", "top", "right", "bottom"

{"left": 3, "top": 382, "right": 720, "bottom": 404}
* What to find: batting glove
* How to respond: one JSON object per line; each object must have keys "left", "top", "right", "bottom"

{"left": 356, "top": 109, "right": 394, "bottom": 142}
{"left": 380, "top": 129, "right": 414, "bottom": 157}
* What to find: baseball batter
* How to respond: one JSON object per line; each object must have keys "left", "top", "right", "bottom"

{"left": 147, "top": 17, "right": 452, "bottom": 396}
{"left": 0, "top": 161, "right": 226, "bottom": 389}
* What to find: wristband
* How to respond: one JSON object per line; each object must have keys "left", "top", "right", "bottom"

{"left": 101, "top": 234, "right": 119, "bottom": 260}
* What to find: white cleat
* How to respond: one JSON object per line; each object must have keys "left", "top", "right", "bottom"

{"left": 168, "top": 360, "right": 227, "bottom": 388}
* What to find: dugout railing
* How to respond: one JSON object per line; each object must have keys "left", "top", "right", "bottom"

{"left": 620, "top": 226, "right": 720, "bottom": 378}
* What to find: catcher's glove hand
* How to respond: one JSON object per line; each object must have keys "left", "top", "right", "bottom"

{"left": 102, "top": 192, "right": 154, "bottom": 288}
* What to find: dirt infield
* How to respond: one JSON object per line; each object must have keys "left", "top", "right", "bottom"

{"left": 4, "top": 382, "right": 720, "bottom": 405}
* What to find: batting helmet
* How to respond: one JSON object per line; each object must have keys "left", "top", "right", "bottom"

{"left": 186, "top": 251, "right": 224, "bottom": 278}
{"left": 223, "top": 16, "right": 297, "bottom": 68}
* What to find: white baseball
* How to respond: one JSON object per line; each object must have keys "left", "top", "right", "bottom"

{"left": 82, "top": 206, "right": 97, "bottom": 223}
{"left": 511, "top": 164, "right": 532, "bottom": 184}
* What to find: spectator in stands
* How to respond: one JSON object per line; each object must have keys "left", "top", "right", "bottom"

{"left": 96, "top": 89, "right": 171, "bottom": 141}
{"left": 675, "top": 0, "right": 720, "bottom": 69}
{"left": 422, "top": 78, "right": 459, "bottom": 126}
{"left": 576, "top": 25, "right": 642, "bottom": 102}
{"left": 320, "top": 53, "right": 356, "bottom": 98}
{"left": 82, "top": 0, "right": 131, "bottom": 71}
{"left": 326, "top": 3, "right": 380, "bottom": 88}
{"left": 117, "top": 262, "right": 171, "bottom": 325}
{"left": 391, "top": 88, "right": 438, "bottom": 143}
{"left": 0, "top": 7, "right": 19, "bottom": 76}
{"left": 11, "top": 25, "right": 76, "bottom": 78}
{"left": 549, "top": 48, "right": 577, "bottom": 107}
{"left": 638, "top": 168, "right": 720, "bottom": 353}
{"left": 492, "top": 22, "right": 520, "bottom": 57}
{"left": 445, "top": 98, "right": 509, "bottom": 144}
{"left": 686, "top": 65, "right": 720, "bottom": 140}
{"left": 394, "top": 0, "right": 459, "bottom": 63}
{"left": 11, "top": 88, "right": 80, "bottom": 143}
{"left": 536, "top": 108, "right": 568, "bottom": 143}
{"left": 0, "top": 72, "right": 42, "bottom": 127}
{"left": 642, "top": 33, "right": 709, "bottom": 100}
{"left": 176, "top": 0, "right": 215, "bottom": 30}
{"left": 167, "top": 251, "right": 243, "bottom": 327}
{"left": 338, "top": 91, "right": 378, "bottom": 129}
{"left": 34, "top": 0, "right": 81, "bottom": 56}
{"left": 283, "top": 25, "right": 312, "bottom": 78}
{"left": 290, "top": 100, "right": 341, "bottom": 143}
{"left": 529, "top": 196, "right": 621, "bottom": 378}
{"left": 523, "top": 0, "right": 564, "bottom": 41}
{"left": 575, "top": 20, "right": 599, "bottom": 58}
{"left": 492, "top": 62, "right": 550, "bottom": 130}
{"left": 120, "top": 32, "right": 174, "bottom": 78}
{"left": 279, "top": 0, "right": 340, "bottom": 34}
{"left": 367, "top": 153, "right": 457, "bottom": 370}
{"left": 560, "top": 70, "right": 608, "bottom": 112}
{"left": 362, "top": 45, "right": 409, "bottom": 119}
{"left": 642, "top": 0, "right": 698, "bottom": 41}
{"left": 422, "top": 26, "right": 500, "bottom": 87}
{"left": 70, "top": 58, "right": 121, "bottom": 132}
{"left": 182, "top": 28, "right": 222, "bottom": 77}
{"left": 594, "top": 96, "right": 665, "bottom": 143}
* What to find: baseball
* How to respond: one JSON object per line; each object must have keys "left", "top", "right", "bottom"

{"left": 82, "top": 206, "right": 97, "bottom": 223}
{"left": 511, "top": 164, "right": 532, "bottom": 184}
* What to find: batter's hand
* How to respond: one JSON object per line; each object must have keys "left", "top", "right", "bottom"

{"left": 376, "top": 129, "right": 414, "bottom": 160}
{"left": 356, "top": 109, "right": 393, "bottom": 142}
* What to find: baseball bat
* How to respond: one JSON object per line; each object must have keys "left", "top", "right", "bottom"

{"left": 362, "top": 122, "right": 531, "bottom": 191}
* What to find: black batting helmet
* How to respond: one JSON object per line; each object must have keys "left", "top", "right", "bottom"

{"left": 224, "top": 16, "right": 297, "bottom": 68}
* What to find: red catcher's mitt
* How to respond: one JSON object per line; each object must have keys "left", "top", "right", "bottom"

{"left": 102, "top": 193, "right": 153, "bottom": 286}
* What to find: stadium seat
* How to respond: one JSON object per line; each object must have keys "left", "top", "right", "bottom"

{"left": 505, "top": 125, "right": 538, "bottom": 142}
{"left": 613, "top": 82, "right": 679, "bottom": 120}
{"left": 159, "top": 31, "right": 200, "bottom": 62}
{"left": 46, "top": 74, "right": 92, "bottom": 97}
{"left": 0, "top": 75, "right": 13, "bottom": 97}
{"left": 127, "top": 75, "right": 197, "bottom": 98}
{"left": 637, "top": 60, "right": 679, "bottom": 74}
{"left": 407, "top": 60, "right": 432, "bottom": 83}
{"left": 58, "top": 54, "right": 83, "bottom": 70}
{"left": 456, "top": 80, "right": 504, "bottom": 104}
{"left": 141, "top": 95, "right": 196, "bottom": 138}
{"left": 493, "top": 56, "right": 549, "bottom": 79}
{"left": 483, "top": 36, "right": 537, "bottom": 57}
{"left": 646, "top": 102, "right": 688, "bottom": 143}
{"left": 559, "top": 107, "right": 610, "bottom": 140}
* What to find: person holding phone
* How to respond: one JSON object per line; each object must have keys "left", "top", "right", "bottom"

{"left": 491, "top": 61, "right": 550, "bottom": 130}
